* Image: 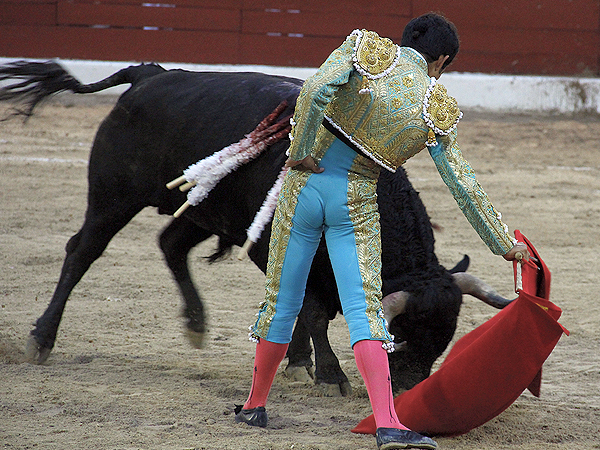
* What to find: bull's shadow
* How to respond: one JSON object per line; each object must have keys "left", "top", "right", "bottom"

{"left": 0, "top": 61, "right": 512, "bottom": 395}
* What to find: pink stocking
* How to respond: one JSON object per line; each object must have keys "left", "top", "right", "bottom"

{"left": 244, "top": 339, "right": 289, "bottom": 409}
{"left": 353, "top": 339, "right": 409, "bottom": 430}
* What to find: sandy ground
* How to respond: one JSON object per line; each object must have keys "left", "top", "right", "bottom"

{"left": 1, "top": 93, "right": 599, "bottom": 450}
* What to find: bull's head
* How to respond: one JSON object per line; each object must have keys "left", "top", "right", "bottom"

{"left": 382, "top": 272, "right": 514, "bottom": 393}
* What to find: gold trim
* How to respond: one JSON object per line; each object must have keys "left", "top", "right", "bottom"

{"left": 347, "top": 171, "right": 392, "bottom": 343}
{"left": 423, "top": 79, "right": 462, "bottom": 143}
{"left": 251, "top": 169, "right": 309, "bottom": 339}
{"left": 354, "top": 30, "right": 399, "bottom": 78}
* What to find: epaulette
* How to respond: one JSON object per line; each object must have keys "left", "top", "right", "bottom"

{"left": 350, "top": 29, "right": 401, "bottom": 94}
{"left": 422, "top": 78, "right": 462, "bottom": 146}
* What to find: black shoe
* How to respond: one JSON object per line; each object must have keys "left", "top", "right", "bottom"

{"left": 375, "top": 427, "right": 437, "bottom": 450}
{"left": 234, "top": 405, "right": 268, "bottom": 428}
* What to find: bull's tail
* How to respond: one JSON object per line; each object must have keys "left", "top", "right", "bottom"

{"left": 0, "top": 60, "right": 166, "bottom": 118}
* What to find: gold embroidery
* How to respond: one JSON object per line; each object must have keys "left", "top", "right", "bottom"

{"left": 251, "top": 170, "right": 309, "bottom": 339}
{"left": 346, "top": 172, "right": 392, "bottom": 343}
{"left": 430, "top": 136, "right": 516, "bottom": 255}
{"left": 424, "top": 80, "right": 462, "bottom": 139}
{"left": 354, "top": 30, "right": 397, "bottom": 77}
{"left": 313, "top": 125, "right": 335, "bottom": 162}
{"left": 326, "top": 48, "right": 430, "bottom": 171}
{"left": 287, "top": 33, "right": 356, "bottom": 163}
{"left": 391, "top": 97, "right": 404, "bottom": 109}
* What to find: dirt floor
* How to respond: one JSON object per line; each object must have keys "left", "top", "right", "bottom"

{"left": 1, "top": 92, "right": 599, "bottom": 450}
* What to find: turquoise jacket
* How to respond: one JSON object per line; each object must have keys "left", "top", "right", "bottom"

{"left": 287, "top": 29, "right": 516, "bottom": 255}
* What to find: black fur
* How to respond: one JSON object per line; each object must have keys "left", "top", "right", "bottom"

{"left": 1, "top": 61, "right": 467, "bottom": 392}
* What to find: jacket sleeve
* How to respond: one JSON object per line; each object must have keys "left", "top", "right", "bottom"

{"left": 286, "top": 35, "right": 356, "bottom": 162}
{"left": 428, "top": 131, "right": 517, "bottom": 255}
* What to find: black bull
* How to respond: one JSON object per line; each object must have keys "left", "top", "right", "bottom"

{"left": 0, "top": 61, "right": 512, "bottom": 394}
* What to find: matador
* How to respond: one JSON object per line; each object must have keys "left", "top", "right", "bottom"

{"left": 236, "top": 14, "right": 528, "bottom": 450}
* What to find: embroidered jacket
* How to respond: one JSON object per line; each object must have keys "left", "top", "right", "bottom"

{"left": 287, "top": 29, "right": 516, "bottom": 255}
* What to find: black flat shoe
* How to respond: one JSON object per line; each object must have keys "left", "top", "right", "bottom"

{"left": 234, "top": 405, "right": 268, "bottom": 428}
{"left": 375, "top": 427, "right": 437, "bottom": 450}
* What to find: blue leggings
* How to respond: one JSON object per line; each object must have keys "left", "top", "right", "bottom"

{"left": 252, "top": 139, "right": 392, "bottom": 347}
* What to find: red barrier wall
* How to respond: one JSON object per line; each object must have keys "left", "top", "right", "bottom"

{"left": 1, "top": 0, "right": 598, "bottom": 75}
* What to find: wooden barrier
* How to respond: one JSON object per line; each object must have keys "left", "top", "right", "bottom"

{"left": 0, "top": 0, "right": 598, "bottom": 75}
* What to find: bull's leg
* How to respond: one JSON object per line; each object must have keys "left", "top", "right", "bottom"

{"left": 309, "top": 315, "right": 352, "bottom": 397}
{"left": 158, "top": 217, "right": 212, "bottom": 348}
{"left": 299, "top": 289, "right": 352, "bottom": 397}
{"left": 284, "top": 315, "right": 315, "bottom": 383}
{"left": 26, "top": 206, "right": 143, "bottom": 364}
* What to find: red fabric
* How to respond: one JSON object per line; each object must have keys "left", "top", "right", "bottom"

{"left": 352, "top": 231, "right": 568, "bottom": 437}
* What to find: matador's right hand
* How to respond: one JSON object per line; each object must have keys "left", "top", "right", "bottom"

{"left": 285, "top": 155, "right": 324, "bottom": 173}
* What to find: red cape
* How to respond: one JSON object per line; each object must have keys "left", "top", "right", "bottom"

{"left": 353, "top": 231, "right": 568, "bottom": 437}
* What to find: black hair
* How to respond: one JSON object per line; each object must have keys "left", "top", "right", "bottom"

{"left": 400, "top": 13, "right": 460, "bottom": 70}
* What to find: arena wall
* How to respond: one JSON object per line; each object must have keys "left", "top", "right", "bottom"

{"left": 1, "top": 0, "right": 599, "bottom": 76}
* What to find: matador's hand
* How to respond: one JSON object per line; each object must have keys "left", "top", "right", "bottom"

{"left": 285, "top": 155, "right": 324, "bottom": 173}
{"left": 503, "top": 242, "right": 530, "bottom": 263}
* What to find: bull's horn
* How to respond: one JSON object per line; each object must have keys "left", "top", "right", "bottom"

{"left": 452, "top": 272, "right": 515, "bottom": 309}
{"left": 394, "top": 341, "right": 408, "bottom": 352}
{"left": 381, "top": 291, "right": 410, "bottom": 328}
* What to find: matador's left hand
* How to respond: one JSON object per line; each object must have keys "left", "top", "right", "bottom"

{"left": 503, "top": 242, "right": 530, "bottom": 263}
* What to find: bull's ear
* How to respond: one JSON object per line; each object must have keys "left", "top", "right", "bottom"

{"left": 382, "top": 291, "right": 409, "bottom": 326}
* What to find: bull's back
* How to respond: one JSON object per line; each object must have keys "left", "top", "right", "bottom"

{"left": 88, "top": 69, "right": 302, "bottom": 218}
{"left": 106, "top": 69, "right": 301, "bottom": 155}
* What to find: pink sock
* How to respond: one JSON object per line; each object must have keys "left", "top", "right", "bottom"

{"left": 354, "top": 339, "right": 409, "bottom": 430}
{"left": 244, "top": 339, "right": 289, "bottom": 409}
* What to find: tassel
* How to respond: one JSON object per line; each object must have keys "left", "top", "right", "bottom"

{"left": 359, "top": 76, "right": 372, "bottom": 94}
{"left": 426, "top": 128, "right": 437, "bottom": 147}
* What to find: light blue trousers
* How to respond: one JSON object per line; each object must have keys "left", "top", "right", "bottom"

{"left": 254, "top": 138, "right": 391, "bottom": 347}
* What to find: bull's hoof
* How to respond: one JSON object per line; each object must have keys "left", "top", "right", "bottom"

{"left": 284, "top": 365, "right": 315, "bottom": 383}
{"left": 315, "top": 380, "right": 352, "bottom": 397}
{"left": 339, "top": 380, "right": 352, "bottom": 397}
{"left": 183, "top": 328, "right": 206, "bottom": 349}
{"left": 24, "top": 335, "right": 52, "bottom": 364}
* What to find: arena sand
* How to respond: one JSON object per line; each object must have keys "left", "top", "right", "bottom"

{"left": 1, "top": 94, "right": 599, "bottom": 449}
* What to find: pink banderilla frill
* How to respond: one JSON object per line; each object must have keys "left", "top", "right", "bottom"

{"left": 166, "top": 101, "right": 291, "bottom": 255}
{"left": 237, "top": 165, "right": 289, "bottom": 260}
